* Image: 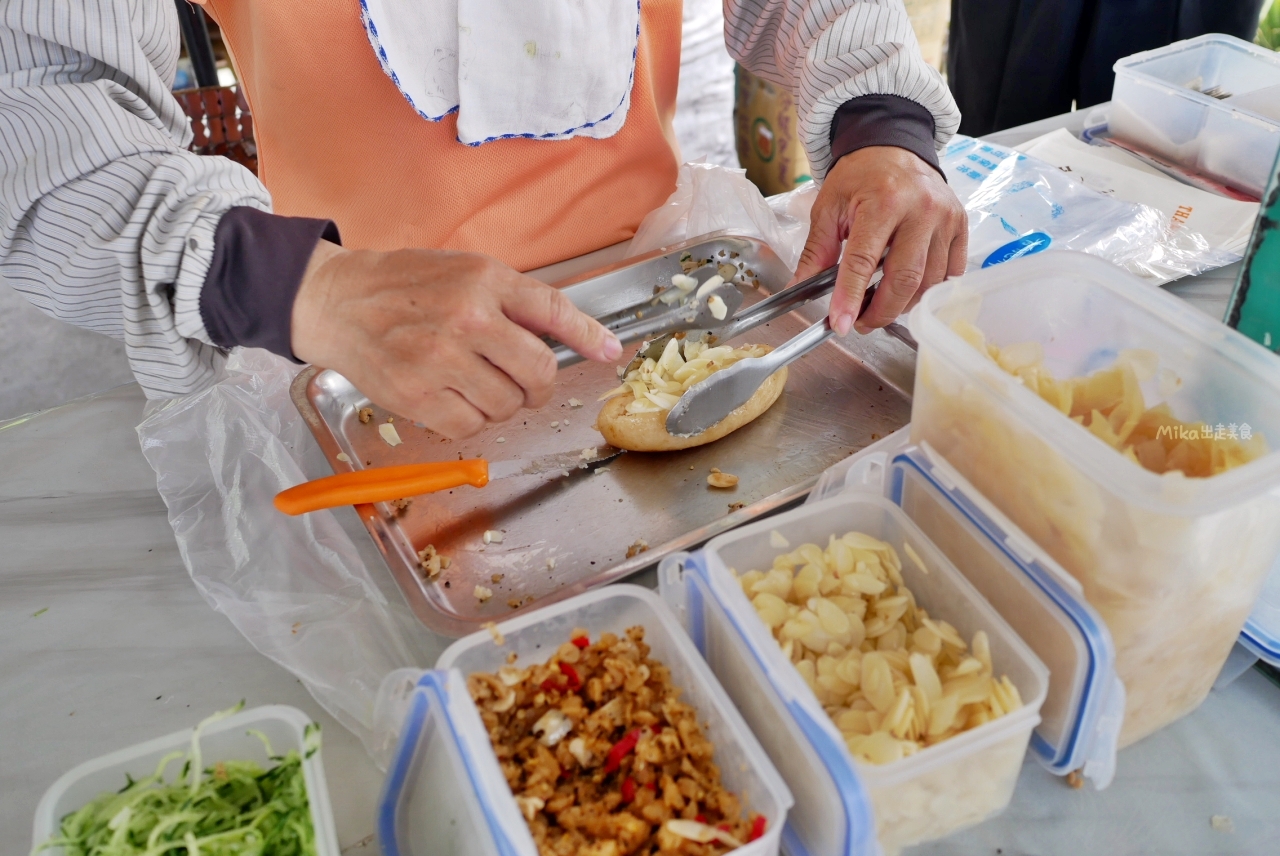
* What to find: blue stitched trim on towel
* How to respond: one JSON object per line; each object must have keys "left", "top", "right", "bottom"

{"left": 357, "top": 0, "right": 639, "bottom": 142}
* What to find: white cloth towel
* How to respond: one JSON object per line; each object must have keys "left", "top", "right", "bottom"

{"left": 359, "top": 0, "right": 640, "bottom": 144}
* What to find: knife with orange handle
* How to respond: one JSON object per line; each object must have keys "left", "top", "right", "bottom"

{"left": 274, "top": 445, "right": 624, "bottom": 515}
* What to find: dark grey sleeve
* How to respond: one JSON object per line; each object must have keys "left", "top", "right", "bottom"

{"left": 829, "top": 94, "right": 943, "bottom": 177}
{"left": 199, "top": 208, "right": 341, "bottom": 362}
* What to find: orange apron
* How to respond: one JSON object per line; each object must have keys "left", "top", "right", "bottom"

{"left": 197, "top": 0, "right": 683, "bottom": 271}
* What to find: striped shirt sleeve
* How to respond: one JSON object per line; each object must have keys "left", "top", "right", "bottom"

{"left": 723, "top": 0, "right": 961, "bottom": 180}
{"left": 0, "top": 0, "right": 273, "bottom": 398}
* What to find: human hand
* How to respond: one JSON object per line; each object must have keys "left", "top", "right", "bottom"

{"left": 793, "top": 146, "right": 967, "bottom": 336}
{"left": 291, "top": 242, "right": 622, "bottom": 438}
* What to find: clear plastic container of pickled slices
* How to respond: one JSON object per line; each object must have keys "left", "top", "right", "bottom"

{"left": 909, "top": 250, "right": 1280, "bottom": 746}
{"left": 377, "top": 585, "right": 793, "bottom": 856}
{"left": 659, "top": 430, "right": 1122, "bottom": 855}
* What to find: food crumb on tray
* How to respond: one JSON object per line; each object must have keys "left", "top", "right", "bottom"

{"left": 625, "top": 539, "right": 649, "bottom": 559}
{"left": 707, "top": 468, "right": 739, "bottom": 489}
{"left": 483, "top": 530, "right": 505, "bottom": 545}
{"left": 416, "top": 544, "right": 449, "bottom": 578}
{"left": 482, "top": 621, "right": 506, "bottom": 645}
{"left": 390, "top": 497, "right": 412, "bottom": 515}
{"left": 358, "top": 406, "right": 374, "bottom": 424}
{"left": 378, "top": 422, "right": 403, "bottom": 447}
{"left": 1210, "top": 815, "right": 1234, "bottom": 833}
{"left": 467, "top": 627, "right": 766, "bottom": 856}
{"left": 474, "top": 585, "right": 494, "bottom": 603}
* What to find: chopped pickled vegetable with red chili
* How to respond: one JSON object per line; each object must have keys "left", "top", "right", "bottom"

{"left": 557, "top": 661, "right": 581, "bottom": 690}
{"left": 466, "top": 627, "right": 763, "bottom": 856}
{"left": 604, "top": 727, "right": 644, "bottom": 774}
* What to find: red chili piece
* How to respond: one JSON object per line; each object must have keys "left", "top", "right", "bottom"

{"left": 748, "top": 815, "right": 767, "bottom": 842}
{"left": 571, "top": 635, "right": 590, "bottom": 649}
{"left": 620, "top": 777, "right": 637, "bottom": 803}
{"left": 558, "top": 661, "right": 581, "bottom": 690}
{"left": 644, "top": 781, "right": 656, "bottom": 791}
{"left": 695, "top": 814, "right": 708, "bottom": 824}
{"left": 717, "top": 824, "right": 731, "bottom": 833}
{"left": 539, "top": 677, "right": 560, "bottom": 692}
{"left": 604, "top": 727, "right": 644, "bottom": 774}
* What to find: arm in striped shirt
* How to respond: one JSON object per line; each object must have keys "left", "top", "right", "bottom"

{"left": 723, "top": 0, "right": 961, "bottom": 179}
{"left": 0, "top": 0, "right": 272, "bottom": 397}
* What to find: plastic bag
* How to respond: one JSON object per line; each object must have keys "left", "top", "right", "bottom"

{"left": 136, "top": 350, "right": 439, "bottom": 759}
{"left": 627, "top": 162, "right": 818, "bottom": 272}
{"left": 942, "top": 136, "right": 1238, "bottom": 283}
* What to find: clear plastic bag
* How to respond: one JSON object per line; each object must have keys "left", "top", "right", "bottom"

{"left": 942, "top": 136, "right": 1238, "bottom": 283}
{"left": 136, "top": 350, "right": 438, "bottom": 759}
{"left": 627, "top": 162, "right": 818, "bottom": 271}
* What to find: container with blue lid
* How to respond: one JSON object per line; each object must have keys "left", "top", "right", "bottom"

{"left": 377, "top": 585, "right": 794, "bottom": 856}
{"left": 909, "top": 251, "right": 1280, "bottom": 745}
{"left": 659, "top": 432, "right": 1120, "bottom": 856}
{"left": 1241, "top": 558, "right": 1280, "bottom": 668}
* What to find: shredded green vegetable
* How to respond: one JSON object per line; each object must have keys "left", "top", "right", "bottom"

{"left": 34, "top": 703, "right": 320, "bottom": 856}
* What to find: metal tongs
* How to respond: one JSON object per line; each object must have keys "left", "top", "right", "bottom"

{"left": 550, "top": 268, "right": 745, "bottom": 369}
{"left": 664, "top": 266, "right": 916, "bottom": 437}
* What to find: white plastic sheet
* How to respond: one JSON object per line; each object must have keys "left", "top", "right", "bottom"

{"left": 136, "top": 350, "right": 436, "bottom": 758}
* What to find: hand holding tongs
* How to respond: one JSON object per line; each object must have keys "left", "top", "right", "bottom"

{"left": 550, "top": 268, "right": 745, "bottom": 369}
{"left": 624, "top": 263, "right": 914, "bottom": 373}
{"left": 664, "top": 266, "right": 916, "bottom": 437}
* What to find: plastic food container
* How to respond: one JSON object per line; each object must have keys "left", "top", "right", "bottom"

{"left": 378, "top": 585, "right": 793, "bottom": 856}
{"left": 1110, "top": 33, "right": 1280, "bottom": 197}
{"left": 660, "top": 437, "right": 1119, "bottom": 855}
{"left": 31, "top": 705, "right": 340, "bottom": 856}
{"left": 909, "top": 250, "right": 1280, "bottom": 746}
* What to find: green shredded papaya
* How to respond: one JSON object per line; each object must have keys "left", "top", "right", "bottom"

{"left": 34, "top": 703, "right": 319, "bottom": 856}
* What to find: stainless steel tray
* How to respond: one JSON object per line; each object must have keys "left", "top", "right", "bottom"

{"left": 291, "top": 233, "right": 915, "bottom": 636}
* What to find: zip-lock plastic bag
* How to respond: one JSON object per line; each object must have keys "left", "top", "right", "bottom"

{"left": 941, "top": 136, "right": 1237, "bottom": 283}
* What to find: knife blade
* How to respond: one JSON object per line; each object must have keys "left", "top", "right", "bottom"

{"left": 274, "top": 445, "right": 625, "bottom": 515}
{"left": 485, "top": 446, "right": 624, "bottom": 480}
